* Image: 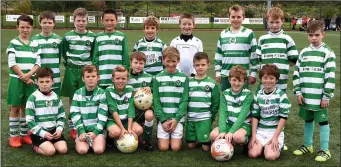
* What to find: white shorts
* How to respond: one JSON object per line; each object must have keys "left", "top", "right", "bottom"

{"left": 157, "top": 122, "right": 183, "bottom": 139}
{"left": 256, "top": 128, "right": 284, "bottom": 149}
{"left": 75, "top": 130, "right": 107, "bottom": 141}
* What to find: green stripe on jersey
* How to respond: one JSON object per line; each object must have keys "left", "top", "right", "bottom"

{"left": 128, "top": 71, "right": 153, "bottom": 92}
{"left": 224, "top": 88, "right": 252, "bottom": 125}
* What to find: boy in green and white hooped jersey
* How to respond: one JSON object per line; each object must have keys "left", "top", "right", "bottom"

{"left": 248, "top": 64, "right": 291, "bottom": 161}
{"left": 292, "top": 20, "right": 336, "bottom": 162}
{"left": 210, "top": 65, "right": 253, "bottom": 155}
{"left": 26, "top": 68, "right": 67, "bottom": 156}
{"left": 70, "top": 65, "right": 108, "bottom": 155}
{"left": 153, "top": 46, "right": 189, "bottom": 152}
{"left": 7, "top": 15, "right": 41, "bottom": 148}
{"left": 105, "top": 65, "right": 143, "bottom": 144}
{"left": 92, "top": 9, "right": 130, "bottom": 89}
{"left": 60, "top": 8, "right": 96, "bottom": 140}
{"left": 133, "top": 16, "right": 167, "bottom": 76}
{"left": 32, "top": 11, "right": 63, "bottom": 95}
{"left": 214, "top": 5, "right": 258, "bottom": 91}
{"left": 186, "top": 52, "right": 220, "bottom": 151}
{"left": 127, "top": 52, "right": 155, "bottom": 151}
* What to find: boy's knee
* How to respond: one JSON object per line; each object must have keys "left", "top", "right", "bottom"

{"left": 248, "top": 150, "right": 260, "bottom": 159}
{"left": 44, "top": 147, "right": 56, "bottom": 156}
{"left": 232, "top": 135, "right": 245, "bottom": 144}
{"left": 76, "top": 147, "right": 89, "bottom": 155}
{"left": 57, "top": 147, "right": 68, "bottom": 155}
{"left": 108, "top": 129, "right": 121, "bottom": 138}
{"left": 144, "top": 110, "right": 154, "bottom": 121}
{"left": 93, "top": 147, "right": 105, "bottom": 155}
{"left": 171, "top": 144, "right": 181, "bottom": 152}
{"left": 210, "top": 132, "right": 217, "bottom": 142}
{"left": 158, "top": 144, "right": 169, "bottom": 151}
{"left": 265, "top": 154, "right": 278, "bottom": 161}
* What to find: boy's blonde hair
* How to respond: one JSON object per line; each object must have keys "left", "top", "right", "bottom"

{"left": 229, "top": 65, "right": 247, "bottom": 82}
{"left": 307, "top": 20, "right": 324, "bottom": 33}
{"left": 82, "top": 65, "right": 98, "bottom": 77}
{"left": 162, "top": 46, "right": 180, "bottom": 61}
{"left": 179, "top": 13, "right": 195, "bottom": 24}
{"left": 73, "top": 8, "right": 87, "bottom": 20}
{"left": 144, "top": 16, "right": 160, "bottom": 30}
{"left": 112, "top": 65, "right": 128, "bottom": 78}
{"left": 229, "top": 5, "right": 245, "bottom": 16}
{"left": 130, "top": 52, "right": 146, "bottom": 63}
{"left": 267, "top": 7, "right": 284, "bottom": 20}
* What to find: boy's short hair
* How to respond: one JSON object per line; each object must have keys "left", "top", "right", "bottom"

{"left": 266, "top": 7, "right": 284, "bottom": 20}
{"left": 112, "top": 65, "right": 128, "bottom": 78}
{"left": 307, "top": 20, "right": 324, "bottom": 33}
{"left": 39, "top": 11, "right": 55, "bottom": 23}
{"left": 73, "top": 8, "right": 87, "bottom": 20}
{"left": 130, "top": 52, "right": 146, "bottom": 63}
{"left": 102, "top": 9, "right": 117, "bottom": 20}
{"left": 193, "top": 52, "right": 209, "bottom": 63}
{"left": 229, "top": 5, "right": 245, "bottom": 16}
{"left": 162, "top": 46, "right": 180, "bottom": 61}
{"left": 179, "top": 13, "right": 195, "bottom": 24}
{"left": 36, "top": 68, "right": 54, "bottom": 80}
{"left": 259, "top": 64, "right": 280, "bottom": 80}
{"left": 17, "top": 15, "right": 33, "bottom": 26}
{"left": 82, "top": 65, "right": 98, "bottom": 77}
{"left": 229, "top": 65, "right": 247, "bottom": 82}
{"left": 144, "top": 15, "right": 160, "bottom": 30}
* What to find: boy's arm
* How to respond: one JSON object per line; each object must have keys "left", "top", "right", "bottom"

{"left": 210, "top": 82, "right": 220, "bottom": 123}
{"left": 322, "top": 52, "right": 336, "bottom": 100}
{"left": 132, "top": 42, "right": 138, "bottom": 52}
{"left": 127, "top": 93, "right": 136, "bottom": 119}
{"left": 92, "top": 38, "right": 99, "bottom": 68}
{"left": 199, "top": 40, "right": 203, "bottom": 52}
{"left": 25, "top": 96, "right": 48, "bottom": 138}
{"left": 286, "top": 36, "right": 299, "bottom": 65}
{"left": 293, "top": 52, "right": 302, "bottom": 95}
{"left": 93, "top": 92, "right": 108, "bottom": 135}
{"left": 249, "top": 32, "right": 258, "bottom": 78}
{"left": 61, "top": 37, "right": 69, "bottom": 66}
{"left": 229, "top": 93, "right": 253, "bottom": 134}
{"left": 256, "top": 38, "right": 262, "bottom": 63}
{"left": 56, "top": 99, "right": 66, "bottom": 132}
{"left": 122, "top": 36, "right": 130, "bottom": 70}
{"left": 70, "top": 94, "right": 86, "bottom": 135}
{"left": 105, "top": 89, "right": 118, "bottom": 116}
{"left": 153, "top": 77, "right": 167, "bottom": 123}
{"left": 175, "top": 77, "right": 189, "bottom": 122}
{"left": 214, "top": 36, "right": 223, "bottom": 78}
{"left": 251, "top": 95, "right": 260, "bottom": 136}
{"left": 218, "top": 93, "right": 228, "bottom": 133}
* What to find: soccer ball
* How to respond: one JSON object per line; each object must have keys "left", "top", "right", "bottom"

{"left": 133, "top": 88, "right": 153, "bottom": 110}
{"left": 211, "top": 139, "right": 234, "bottom": 161}
{"left": 116, "top": 134, "right": 138, "bottom": 153}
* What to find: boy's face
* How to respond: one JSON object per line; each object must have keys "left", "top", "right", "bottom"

{"left": 131, "top": 58, "right": 145, "bottom": 74}
{"left": 102, "top": 14, "right": 117, "bottom": 32}
{"left": 180, "top": 18, "right": 194, "bottom": 35}
{"left": 144, "top": 25, "right": 157, "bottom": 40}
{"left": 40, "top": 18, "right": 55, "bottom": 34}
{"left": 112, "top": 71, "right": 128, "bottom": 90}
{"left": 82, "top": 71, "right": 99, "bottom": 89}
{"left": 308, "top": 30, "right": 325, "bottom": 47}
{"left": 268, "top": 17, "right": 284, "bottom": 32}
{"left": 17, "top": 21, "right": 32, "bottom": 39}
{"left": 163, "top": 56, "right": 179, "bottom": 74}
{"left": 261, "top": 74, "right": 278, "bottom": 90}
{"left": 193, "top": 59, "right": 209, "bottom": 76}
{"left": 37, "top": 77, "right": 54, "bottom": 93}
{"left": 229, "top": 10, "right": 245, "bottom": 29}
{"left": 229, "top": 77, "right": 245, "bottom": 93}
{"left": 74, "top": 15, "right": 88, "bottom": 32}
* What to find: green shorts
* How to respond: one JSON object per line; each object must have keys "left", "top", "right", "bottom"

{"left": 6, "top": 77, "right": 36, "bottom": 106}
{"left": 299, "top": 107, "right": 328, "bottom": 122}
{"left": 224, "top": 122, "right": 251, "bottom": 136}
{"left": 106, "top": 119, "right": 129, "bottom": 130}
{"left": 186, "top": 119, "right": 212, "bottom": 143}
{"left": 221, "top": 76, "right": 249, "bottom": 92}
{"left": 60, "top": 67, "right": 84, "bottom": 99}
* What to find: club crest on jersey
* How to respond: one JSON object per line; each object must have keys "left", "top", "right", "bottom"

{"left": 46, "top": 100, "right": 52, "bottom": 107}
{"left": 31, "top": 47, "right": 37, "bottom": 52}
{"left": 124, "top": 96, "right": 129, "bottom": 103}
{"left": 115, "top": 38, "right": 120, "bottom": 44}
{"left": 142, "top": 81, "right": 147, "bottom": 87}
{"left": 52, "top": 42, "right": 58, "bottom": 48}
{"left": 265, "top": 99, "right": 271, "bottom": 104}
{"left": 147, "top": 45, "right": 152, "bottom": 51}
{"left": 86, "top": 40, "right": 91, "bottom": 46}
{"left": 175, "top": 80, "right": 181, "bottom": 87}
{"left": 229, "top": 37, "right": 236, "bottom": 44}
{"left": 205, "top": 85, "right": 211, "bottom": 92}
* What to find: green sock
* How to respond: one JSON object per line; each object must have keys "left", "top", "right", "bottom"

{"left": 304, "top": 121, "right": 314, "bottom": 147}
{"left": 19, "top": 117, "right": 28, "bottom": 136}
{"left": 143, "top": 120, "right": 153, "bottom": 142}
{"left": 320, "top": 124, "right": 330, "bottom": 151}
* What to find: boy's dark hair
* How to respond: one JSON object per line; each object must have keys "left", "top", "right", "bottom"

{"left": 17, "top": 15, "right": 33, "bottom": 26}
{"left": 229, "top": 65, "right": 247, "bottom": 82}
{"left": 102, "top": 9, "right": 117, "bottom": 20}
{"left": 130, "top": 52, "right": 146, "bottom": 63}
{"left": 259, "top": 64, "right": 280, "bottom": 80}
{"left": 39, "top": 11, "right": 55, "bottom": 23}
{"left": 179, "top": 13, "right": 194, "bottom": 24}
{"left": 307, "top": 20, "right": 324, "bottom": 33}
{"left": 193, "top": 52, "right": 209, "bottom": 63}
{"left": 36, "top": 68, "right": 54, "bottom": 80}
{"left": 82, "top": 65, "right": 98, "bottom": 77}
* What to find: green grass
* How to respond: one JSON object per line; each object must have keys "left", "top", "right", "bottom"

{"left": 1, "top": 29, "right": 340, "bottom": 167}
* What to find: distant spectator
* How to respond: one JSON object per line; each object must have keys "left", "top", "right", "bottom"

{"left": 324, "top": 15, "right": 331, "bottom": 30}
{"left": 292, "top": 17, "right": 298, "bottom": 30}
{"left": 302, "top": 14, "right": 308, "bottom": 28}
{"left": 336, "top": 14, "right": 341, "bottom": 31}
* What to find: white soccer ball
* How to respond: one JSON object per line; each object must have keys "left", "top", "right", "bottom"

{"left": 133, "top": 88, "right": 153, "bottom": 110}
{"left": 116, "top": 134, "right": 138, "bottom": 153}
{"left": 211, "top": 139, "right": 234, "bottom": 161}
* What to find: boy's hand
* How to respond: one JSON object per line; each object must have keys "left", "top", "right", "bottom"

{"left": 25, "top": 79, "right": 34, "bottom": 85}
{"left": 78, "top": 133, "right": 87, "bottom": 142}
{"left": 267, "top": 137, "right": 279, "bottom": 152}
{"left": 224, "top": 132, "right": 233, "bottom": 143}
{"left": 52, "top": 130, "right": 62, "bottom": 139}
{"left": 321, "top": 99, "right": 329, "bottom": 108}
{"left": 127, "top": 129, "right": 137, "bottom": 139}
{"left": 168, "top": 119, "right": 178, "bottom": 132}
{"left": 216, "top": 133, "right": 226, "bottom": 140}
{"left": 248, "top": 136, "right": 257, "bottom": 149}
{"left": 297, "top": 95, "right": 305, "bottom": 105}
{"left": 44, "top": 132, "right": 54, "bottom": 140}
{"left": 120, "top": 128, "right": 128, "bottom": 140}
{"left": 87, "top": 132, "right": 96, "bottom": 140}
{"left": 162, "top": 120, "right": 171, "bottom": 132}
{"left": 216, "top": 76, "right": 221, "bottom": 84}
{"left": 248, "top": 76, "right": 256, "bottom": 85}
{"left": 141, "top": 87, "right": 151, "bottom": 94}
{"left": 21, "top": 73, "right": 32, "bottom": 82}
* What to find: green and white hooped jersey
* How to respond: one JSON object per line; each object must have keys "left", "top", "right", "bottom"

{"left": 70, "top": 86, "right": 108, "bottom": 135}
{"left": 128, "top": 71, "right": 153, "bottom": 92}
{"left": 133, "top": 37, "right": 167, "bottom": 75}
{"left": 293, "top": 43, "right": 336, "bottom": 111}
{"left": 93, "top": 31, "right": 130, "bottom": 87}
{"left": 214, "top": 27, "right": 258, "bottom": 78}
{"left": 256, "top": 30, "right": 298, "bottom": 91}
{"left": 32, "top": 33, "right": 62, "bottom": 89}
{"left": 7, "top": 37, "right": 41, "bottom": 78}
{"left": 252, "top": 88, "right": 291, "bottom": 131}
{"left": 188, "top": 76, "right": 220, "bottom": 122}
{"left": 26, "top": 90, "right": 65, "bottom": 138}
{"left": 62, "top": 30, "right": 96, "bottom": 66}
